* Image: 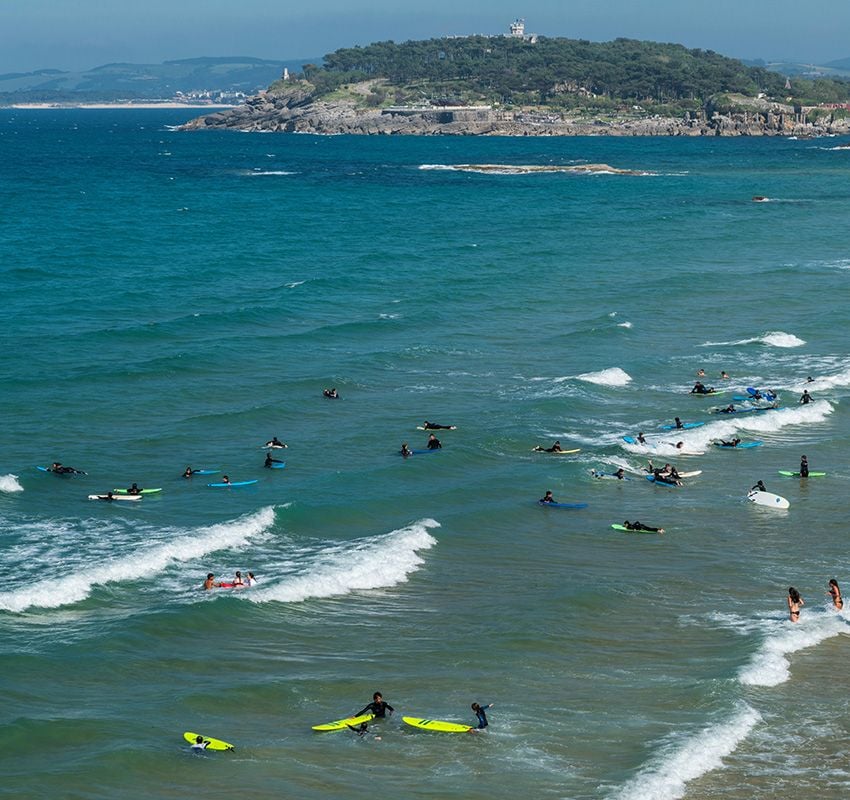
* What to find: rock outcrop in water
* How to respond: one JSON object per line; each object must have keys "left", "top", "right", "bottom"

{"left": 180, "top": 82, "right": 850, "bottom": 137}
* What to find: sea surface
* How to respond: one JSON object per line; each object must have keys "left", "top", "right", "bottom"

{"left": 2, "top": 109, "right": 850, "bottom": 800}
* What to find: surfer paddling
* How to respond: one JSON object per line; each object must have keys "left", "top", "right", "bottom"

{"left": 422, "top": 420, "right": 455, "bottom": 430}
{"left": 533, "top": 440, "right": 563, "bottom": 452}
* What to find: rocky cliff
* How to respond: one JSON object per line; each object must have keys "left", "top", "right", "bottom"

{"left": 179, "top": 83, "right": 850, "bottom": 137}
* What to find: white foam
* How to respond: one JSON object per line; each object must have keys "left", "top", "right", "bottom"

{"left": 0, "top": 474, "right": 23, "bottom": 493}
{"left": 701, "top": 331, "right": 806, "bottom": 348}
{"left": 617, "top": 321, "right": 633, "bottom": 328}
{"left": 249, "top": 170, "right": 295, "bottom": 176}
{"left": 576, "top": 368, "right": 632, "bottom": 387}
{"left": 612, "top": 704, "right": 760, "bottom": 800}
{"left": 739, "top": 610, "right": 848, "bottom": 687}
{"left": 249, "top": 518, "right": 438, "bottom": 604}
{"left": 789, "top": 366, "right": 850, "bottom": 393}
{"left": 0, "top": 507, "right": 276, "bottom": 613}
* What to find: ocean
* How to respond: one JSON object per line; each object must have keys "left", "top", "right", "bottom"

{"left": 1, "top": 108, "right": 849, "bottom": 800}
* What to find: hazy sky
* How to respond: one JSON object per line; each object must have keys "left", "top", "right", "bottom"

{"left": 1, "top": 0, "right": 846, "bottom": 73}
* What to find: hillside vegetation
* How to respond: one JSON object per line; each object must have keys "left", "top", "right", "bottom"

{"left": 272, "top": 36, "right": 850, "bottom": 112}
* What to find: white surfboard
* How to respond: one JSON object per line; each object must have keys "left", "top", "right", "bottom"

{"left": 88, "top": 494, "right": 142, "bottom": 502}
{"left": 747, "top": 490, "right": 789, "bottom": 509}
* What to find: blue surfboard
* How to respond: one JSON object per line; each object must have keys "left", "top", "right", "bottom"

{"left": 646, "top": 475, "right": 679, "bottom": 488}
{"left": 713, "top": 441, "right": 763, "bottom": 449}
{"left": 538, "top": 500, "right": 589, "bottom": 509}
{"left": 207, "top": 479, "right": 259, "bottom": 487}
{"left": 660, "top": 422, "right": 704, "bottom": 431}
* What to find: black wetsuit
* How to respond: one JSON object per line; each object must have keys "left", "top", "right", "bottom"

{"left": 356, "top": 700, "right": 394, "bottom": 718}
{"left": 474, "top": 704, "right": 492, "bottom": 729}
{"left": 426, "top": 438, "right": 442, "bottom": 450}
{"left": 424, "top": 423, "right": 452, "bottom": 430}
{"left": 799, "top": 460, "right": 809, "bottom": 478}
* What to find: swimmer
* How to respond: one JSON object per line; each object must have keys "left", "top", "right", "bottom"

{"left": 787, "top": 587, "right": 804, "bottom": 623}
{"left": 828, "top": 579, "right": 843, "bottom": 611}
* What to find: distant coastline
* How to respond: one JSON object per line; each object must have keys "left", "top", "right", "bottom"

{"left": 7, "top": 102, "right": 238, "bottom": 110}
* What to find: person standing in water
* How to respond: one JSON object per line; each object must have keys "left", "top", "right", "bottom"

{"left": 799, "top": 389, "right": 812, "bottom": 404}
{"left": 471, "top": 702, "right": 493, "bottom": 729}
{"left": 787, "top": 587, "right": 804, "bottom": 623}
{"left": 426, "top": 433, "right": 442, "bottom": 450}
{"left": 799, "top": 455, "right": 809, "bottom": 478}
{"left": 355, "top": 692, "right": 394, "bottom": 719}
{"left": 828, "top": 579, "right": 843, "bottom": 611}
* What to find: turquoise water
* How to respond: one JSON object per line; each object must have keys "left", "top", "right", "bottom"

{"left": 2, "top": 109, "right": 850, "bottom": 799}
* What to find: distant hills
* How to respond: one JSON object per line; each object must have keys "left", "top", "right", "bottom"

{"left": 0, "top": 57, "right": 314, "bottom": 104}
{"left": 745, "top": 57, "right": 850, "bottom": 80}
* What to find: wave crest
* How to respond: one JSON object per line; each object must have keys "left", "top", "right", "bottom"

{"left": 701, "top": 331, "right": 806, "bottom": 348}
{"left": 0, "top": 474, "right": 23, "bottom": 493}
{"left": 0, "top": 507, "right": 276, "bottom": 613}
{"left": 576, "top": 368, "right": 632, "bottom": 387}
{"left": 249, "top": 518, "right": 439, "bottom": 604}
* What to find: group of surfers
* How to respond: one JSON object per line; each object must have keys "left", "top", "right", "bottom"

{"left": 203, "top": 571, "right": 257, "bottom": 590}
{"left": 400, "top": 422, "right": 454, "bottom": 457}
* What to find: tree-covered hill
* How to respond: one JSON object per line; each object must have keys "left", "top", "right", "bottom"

{"left": 286, "top": 36, "right": 850, "bottom": 111}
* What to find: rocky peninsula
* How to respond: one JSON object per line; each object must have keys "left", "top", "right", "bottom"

{"left": 180, "top": 82, "right": 850, "bottom": 137}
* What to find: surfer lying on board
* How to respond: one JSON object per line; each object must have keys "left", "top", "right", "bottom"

{"left": 718, "top": 404, "right": 737, "bottom": 414}
{"left": 540, "top": 491, "right": 555, "bottom": 504}
{"left": 426, "top": 434, "right": 442, "bottom": 450}
{"left": 422, "top": 421, "right": 455, "bottom": 430}
{"left": 50, "top": 462, "right": 85, "bottom": 474}
{"left": 533, "top": 440, "right": 563, "bottom": 452}
{"left": 323, "top": 388, "right": 339, "bottom": 399}
{"left": 751, "top": 480, "right": 767, "bottom": 493}
{"left": 471, "top": 702, "right": 493, "bottom": 729}
{"left": 719, "top": 438, "right": 742, "bottom": 447}
{"left": 356, "top": 692, "right": 394, "bottom": 719}
{"left": 623, "top": 520, "right": 664, "bottom": 533}
{"left": 264, "top": 453, "right": 283, "bottom": 468}
{"left": 264, "top": 436, "right": 288, "bottom": 448}
{"left": 652, "top": 469, "right": 681, "bottom": 486}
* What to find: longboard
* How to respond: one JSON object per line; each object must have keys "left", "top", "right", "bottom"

{"left": 264, "top": 462, "right": 286, "bottom": 469}
{"left": 591, "top": 470, "right": 631, "bottom": 480}
{"left": 183, "top": 731, "right": 234, "bottom": 751}
{"left": 611, "top": 524, "right": 662, "bottom": 534}
{"left": 538, "top": 500, "right": 588, "bottom": 508}
{"left": 713, "top": 441, "right": 763, "bottom": 449}
{"left": 747, "top": 490, "right": 789, "bottom": 509}
{"left": 660, "top": 422, "right": 704, "bottom": 430}
{"left": 312, "top": 713, "right": 375, "bottom": 732}
{"left": 417, "top": 426, "right": 457, "bottom": 430}
{"left": 37, "top": 466, "right": 86, "bottom": 475}
{"left": 88, "top": 494, "right": 141, "bottom": 501}
{"left": 207, "top": 480, "right": 259, "bottom": 487}
{"left": 778, "top": 470, "right": 826, "bottom": 477}
{"left": 402, "top": 716, "right": 473, "bottom": 733}
{"left": 112, "top": 487, "right": 162, "bottom": 495}
{"left": 532, "top": 447, "right": 581, "bottom": 454}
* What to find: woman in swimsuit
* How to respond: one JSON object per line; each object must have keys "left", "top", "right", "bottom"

{"left": 787, "top": 587, "right": 804, "bottom": 623}
{"left": 828, "top": 579, "right": 843, "bottom": 611}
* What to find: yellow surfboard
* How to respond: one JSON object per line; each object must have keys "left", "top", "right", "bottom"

{"left": 402, "top": 716, "right": 473, "bottom": 733}
{"left": 183, "top": 731, "right": 234, "bottom": 751}
{"left": 311, "top": 713, "right": 375, "bottom": 732}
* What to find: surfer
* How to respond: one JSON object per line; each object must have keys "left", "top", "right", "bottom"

{"left": 202, "top": 573, "right": 220, "bottom": 590}
{"left": 233, "top": 571, "right": 244, "bottom": 587}
{"left": 126, "top": 483, "right": 141, "bottom": 495}
{"left": 673, "top": 417, "right": 684, "bottom": 429}
{"left": 624, "top": 520, "right": 664, "bottom": 533}
{"left": 422, "top": 421, "right": 455, "bottom": 430}
{"left": 721, "top": 371, "right": 730, "bottom": 379}
{"left": 799, "top": 389, "right": 812, "bottom": 404}
{"left": 264, "top": 453, "right": 283, "bottom": 468}
{"left": 221, "top": 475, "right": 231, "bottom": 485}
{"left": 426, "top": 433, "right": 442, "bottom": 450}
{"left": 356, "top": 692, "right": 394, "bottom": 719}
{"left": 183, "top": 467, "right": 195, "bottom": 478}
{"left": 50, "top": 462, "right": 85, "bottom": 474}
{"left": 718, "top": 404, "right": 737, "bottom": 414}
{"left": 787, "top": 587, "right": 804, "bottom": 623}
{"left": 806, "top": 376, "right": 815, "bottom": 383}
{"left": 191, "top": 735, "right": 209, "bottom": 752}
{"left": 719, "top": 438, "right": 741, "bottom": 448}
{"left": 471, "top": 702, "right": 493, "bottom": 730}
{"left": 400, "top": 443, "right": 412, "bottom": 458}
{"left": 697, "top": 369, "right": 705, "bottom": 377}
{"left": 636, "top": 432, "right": 647, "bottom": 444}
{"left": 691, "top": 382, "right": 710, "bottom": 394}
{"left": 751, "top": 480, "right": 767, "bottom": 493}
{"left": 534, "top": 440, "right": 563, "bottom": 452}
{"left": 323, "top": 388, "right": 339, "bottom": 399}
{"left": 264, "top": 436, "right": 288, "bottom": 448}
{"left": 828, "top": 579, "right": 843, "bottom": 611}
{"left": 246, "top": 572, "right": 257, "bottom": 587}
{"left": 540, "top": 490, "right": 555, "bottom": 504}
{"left": 799, "top": 455, "right": 809, "bottom": 478}
{"left": 613, "top": 468, "right": 626, "bottom": 480}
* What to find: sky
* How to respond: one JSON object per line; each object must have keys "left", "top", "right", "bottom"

{"left": 1, "top": 0, "right": 847, "bottom": 74}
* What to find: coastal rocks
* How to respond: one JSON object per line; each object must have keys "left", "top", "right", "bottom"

{"left": 179, "top": 88, "right": 850, "bottom": 138}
